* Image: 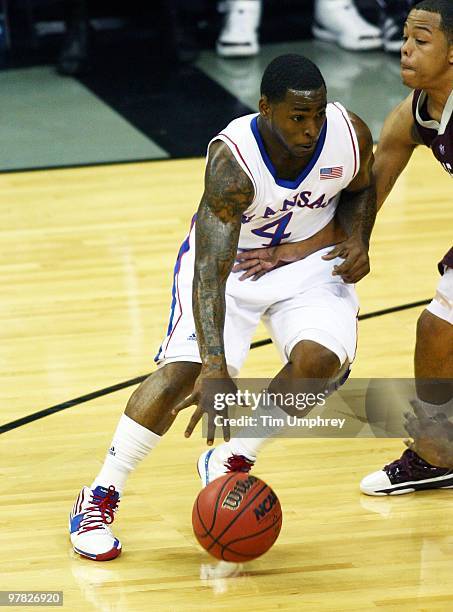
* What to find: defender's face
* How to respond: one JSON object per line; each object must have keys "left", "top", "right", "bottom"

{"left": 401, "top": 10, "right": 453, "bottom": 89}
{"left": 261, "top": 88, "right": 327, "bottom": 158}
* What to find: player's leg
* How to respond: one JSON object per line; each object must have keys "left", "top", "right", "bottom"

{"left": 200, "top": 252, "right": 358, "bottom": 484}
{"left": 93, "top": 361, "right": 202, "bottom": 496}
{"left": 414, "top": 311, "right": 453, "bottom": 405}
{"left": 69, "top": 221, "right": 264, "bottom": 560}
{"left": 214, "top": 341, "right": 346, "bottom": 457}
{"left": 361, "top": 268, "right": 453, "bottom": 496}
{"left": 268, "top": 338, "right": 342, "bottom": 396}
{"left": 125, "top": 361, "right": 201, "bottom": 434}
{"left": 70, "top": 218, "right": 205, "bottom": 560}
{"left": 200, "top": 339, "right": 350, "bottom": 484}
{"left": 70, "top": 361, "right": 200, "bottom": 561}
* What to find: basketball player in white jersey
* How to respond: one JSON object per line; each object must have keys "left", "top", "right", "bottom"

{"left": 69, "top": 54, "right": 376, "bottom": 561}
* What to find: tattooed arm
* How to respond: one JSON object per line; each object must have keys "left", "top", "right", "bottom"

{"left": 172, "top": 140, "right": 254, "bottom": 443}
{"left": 193, "top": 140, "right": 254, "bottom": 371}
{"left": 322, "top": 111, "right": 377, "bottom": 283}
{"left": 373, "top": 93, "right": 420, "bottom": 211}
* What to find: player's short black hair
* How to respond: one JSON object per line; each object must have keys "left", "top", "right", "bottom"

{"left": 414, "top": 0, "right": 453, "bottom": 43}
{"left": 260, "top": 54, "right": 326, "bottom": 104}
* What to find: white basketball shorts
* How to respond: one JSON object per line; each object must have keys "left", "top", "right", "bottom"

{"left": 154, "top": 220, "right": 359, "bottom": 375}
{"left": 427, "top": 267, "right": 453, "bottom": 325}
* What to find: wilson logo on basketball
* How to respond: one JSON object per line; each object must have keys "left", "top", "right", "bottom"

{"left": 221, "top": 475, "right": 258, "bottom": 511}
{"left": 253, "top": 491, "right": 278, "bottom": 521}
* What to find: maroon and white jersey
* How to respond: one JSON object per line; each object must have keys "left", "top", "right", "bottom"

{"left": 412, "top": 90, "right": 453, "bottom": 277}
{"left": 412, "top": 89, "right": 453, "bottom": 177}
{"left": 439, "top": 247, "right": 453, "bottom": 274}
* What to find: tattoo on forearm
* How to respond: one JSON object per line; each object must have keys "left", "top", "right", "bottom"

{"left": 193, "top": 143, "right": 254, "bottom": 368}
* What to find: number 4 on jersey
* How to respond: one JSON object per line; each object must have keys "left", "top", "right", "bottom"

{"left": 251, "top": 212, "right": 293, "bottom": 246}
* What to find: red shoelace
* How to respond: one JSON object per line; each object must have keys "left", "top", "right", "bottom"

{"left": 79, "top": 485, "right": 119, "bottom": 534}
{"left": 224, "top": 454, "right": 254, "bottom": 473}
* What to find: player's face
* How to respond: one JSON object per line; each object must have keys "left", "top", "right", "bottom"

{"left": 262, "top": 88, "right": 327, "bottom": 158}
{"left": 401, "top": 10, "right": 453, "bottom": 89}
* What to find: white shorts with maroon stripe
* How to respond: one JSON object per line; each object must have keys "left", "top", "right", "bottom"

{"left": 427, "top": 267, "right": 453, "bottom": 325}
{"left": 154, "top": 221, "right": 359, "bottom": 375}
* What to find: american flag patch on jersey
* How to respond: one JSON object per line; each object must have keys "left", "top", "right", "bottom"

{"left": 320, "top": 166, "right": 343, "bottom": 180}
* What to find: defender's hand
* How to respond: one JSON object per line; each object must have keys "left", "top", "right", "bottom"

{"left": 322, "top": 235, "right": 370, "bottom": 283}
{"left": 232, "top": 243, "right": 303, "bottom": 281}
{"left": 232, "top": 246, "right": 279, "bottom": 281}
{"left": 172, "top": 370, "right": 237, "bottom": 445}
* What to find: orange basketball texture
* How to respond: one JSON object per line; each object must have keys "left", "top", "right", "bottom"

{"left": 192, "top": 473, "right": 282, "bottom": 562}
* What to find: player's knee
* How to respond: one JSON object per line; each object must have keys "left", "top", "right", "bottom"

{"left": 289, "top": 340, "right": 341, "bottom": 379}
{"left": 125, "top": 377, "right": 174, "bottom": 415}
{"left": 126, "top": 382, "right": 178, "bottom": 419}
{"left": 416, "top": 309, "right": 444, "bottom": 347}
{"left": 126, "top": 386, "right": 145, "bottom": 414}
{"left": 126, "top": 363, "right": 199, "bottom": 416}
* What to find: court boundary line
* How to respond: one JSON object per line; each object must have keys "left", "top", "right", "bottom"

{"left": 0, "top": 298, "right": 430, "bottom": 435}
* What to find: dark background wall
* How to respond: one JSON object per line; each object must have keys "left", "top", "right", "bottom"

{"left": 5, "top": 0, "right": 381, "bottom": 60}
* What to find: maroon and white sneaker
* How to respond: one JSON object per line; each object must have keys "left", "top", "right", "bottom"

{"left": 69, "top": 485, "right": 121, "bottom": 560}
{"left": 360, "top": 449, "right": 453, "bottom": 496}
{"left": 197, "top": 447, "right": 255, "bottom": 487}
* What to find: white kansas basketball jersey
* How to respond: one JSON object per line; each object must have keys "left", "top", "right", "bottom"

{"left": 209, "top": 103, "right": 360, "bottom": 250}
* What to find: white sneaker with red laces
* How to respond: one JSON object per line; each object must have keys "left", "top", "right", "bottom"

{"left": 69, "top": 485, "right": 121, "bottom": 561}
{"left": 197, "top": 447, "right": 255, "bottom": 488}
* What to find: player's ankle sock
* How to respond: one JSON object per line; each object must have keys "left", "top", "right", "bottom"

{"left": 91, "top": 414, "right": 161, "bottom": 495}
{"left": 222, "top": 397, "right": 289, "bottom": 461}
{"left": 413, "top": 397, "right": 453, "bottom": 419}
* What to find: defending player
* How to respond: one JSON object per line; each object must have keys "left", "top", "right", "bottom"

{"left": 361, "top": 0, "right": 453, "bottom": 494}
{"left": 69, "top": 54, "right": 376, "bottom": 560}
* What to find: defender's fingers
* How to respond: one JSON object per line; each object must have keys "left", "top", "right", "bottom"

{"left": 339, "top": 264, "right": 370, "bottom": 283}
{"left": 232, "top": 258, "right": 260, "bottom": 273}
{"left": 239, "top": 264, "right": 263, "bottom": 281}
{"left": 236, "top": 250, "right": 262, "bottom": 261}
{"left": 322, "top": 243, "right": 347, "bottom": 260}
{"left": 334, "top": 260, "right": 368, "bottom": 280}
{"left": 332, "top": 255, "right": 360, "bottom": 276}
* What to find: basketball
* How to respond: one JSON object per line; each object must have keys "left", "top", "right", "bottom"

{"left": 192, "top": 473, "right": 282, "bottom": 562}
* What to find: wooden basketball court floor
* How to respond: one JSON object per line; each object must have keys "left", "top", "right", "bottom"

{"left": 1, "top": 147, "right": 452, "bottom": 611}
